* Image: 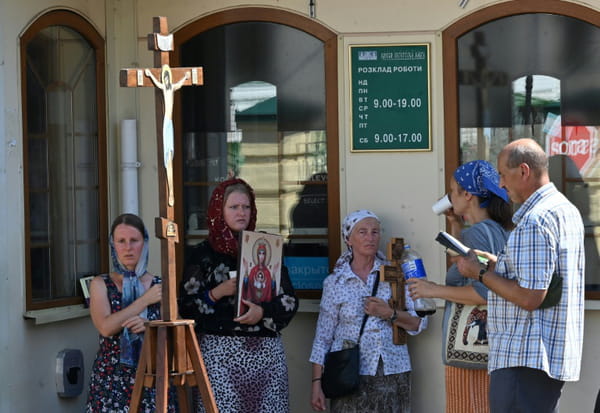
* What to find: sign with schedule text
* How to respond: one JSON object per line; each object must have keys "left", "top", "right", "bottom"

{"left": 350, "top": 44, "right": 431, "bottom": 151}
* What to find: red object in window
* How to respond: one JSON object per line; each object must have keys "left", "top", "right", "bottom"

{"left": 548, "top": 125, "right": 597, "bottom": 175}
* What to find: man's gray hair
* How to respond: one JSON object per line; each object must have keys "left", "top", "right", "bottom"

{"left": 505, "top": 140, "right": 548, "bottom": 176}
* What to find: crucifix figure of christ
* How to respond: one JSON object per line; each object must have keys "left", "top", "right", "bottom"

{"left": 379, "top": 237, "right": 407, "bottom": 345}
{"left": 120, "top": 16, "right": 217, "bottom": 413}
{"left": 145, "top": 64, "right": 189, "bottom": 207}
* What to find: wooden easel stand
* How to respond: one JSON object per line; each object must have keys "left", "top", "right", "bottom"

{"left": 129, "top": 320, "right": 217, "bottom": 413}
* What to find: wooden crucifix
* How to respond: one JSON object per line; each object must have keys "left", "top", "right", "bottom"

{"left": 120, "top": 16, "right": 217, "bottom": 413}
{"left": 379, "top": 237, "right": 407, "bottom": 345}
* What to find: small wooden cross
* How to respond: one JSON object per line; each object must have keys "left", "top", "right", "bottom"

{"left": 119, "top": 16, "right": 203, "bottom": 321}
{"left": 379, "top": 237, "right": 407, "bottom": 345}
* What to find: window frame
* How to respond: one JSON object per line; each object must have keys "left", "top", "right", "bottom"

{"left": 172, "top": 8, "right": 340, "bottom": 298}
{"left": 20, "top": 10, "right": 108, "bottom": 310}
{"left": 442, "top": 0, "right": 600, "bottom": 299}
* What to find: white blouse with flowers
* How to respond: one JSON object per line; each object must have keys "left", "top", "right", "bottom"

{"left": 309, "top": 256, "right": 427, "bottom": 376}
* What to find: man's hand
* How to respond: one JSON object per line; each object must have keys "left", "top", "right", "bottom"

{"left": 454, "top": 249, "right": 495, "bottom": 280}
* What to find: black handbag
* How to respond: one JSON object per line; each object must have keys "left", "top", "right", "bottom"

{"left": 321, "top": 275, "right": 379, "bottom": 399}
{"left": 538, "top": 272, "right": 563, "bottom": 309}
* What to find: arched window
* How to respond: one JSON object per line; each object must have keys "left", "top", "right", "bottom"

{"left": 173, "top": 9, "right": 339, "bottom": 297}
{"left": 21, "top": 10, "right": 108, "bottom": 310}
{"left": 443, "top": 0, "right": 600, "bottom": 298}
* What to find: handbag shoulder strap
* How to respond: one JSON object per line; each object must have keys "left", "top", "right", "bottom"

{"left": 358, "top": 272, "right": 380, "bottom": 342}
{"left": 480, "top": 220, "right": 497, "bottom": 254}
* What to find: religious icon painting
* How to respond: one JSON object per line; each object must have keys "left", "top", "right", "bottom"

{"left": 236, "top": 230, "right": 283, "bottom": 317}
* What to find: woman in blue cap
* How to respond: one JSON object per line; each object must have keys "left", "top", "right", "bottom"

{"left": 409, "top": 160, "right": 513, "bottom": 413}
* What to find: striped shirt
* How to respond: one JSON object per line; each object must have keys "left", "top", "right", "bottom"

{"left": 490, "top": 183, "right": 585, "bottom": 381}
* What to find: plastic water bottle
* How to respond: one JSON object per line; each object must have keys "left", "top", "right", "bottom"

{"left": 400, "top": 244, "right": 437, "bottom": 317}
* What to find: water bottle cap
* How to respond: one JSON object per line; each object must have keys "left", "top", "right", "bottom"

{"left": 404, "top": 244, "right": 411, "bottom": 249}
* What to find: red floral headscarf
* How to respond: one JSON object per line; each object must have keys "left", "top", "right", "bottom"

{"left": 207, "top": 178, "right": 257, "bottom": 256}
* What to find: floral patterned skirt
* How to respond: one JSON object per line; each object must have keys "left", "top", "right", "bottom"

{"left": 330, "top": 359, "right": 411, "bottom": 413}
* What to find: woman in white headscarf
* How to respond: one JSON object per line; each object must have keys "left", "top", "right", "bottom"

{"left": 309, "top": 210, "right": 428, "bottom": 413}
{"left": 85, "top": 213, "right": 176, "bottom": 412}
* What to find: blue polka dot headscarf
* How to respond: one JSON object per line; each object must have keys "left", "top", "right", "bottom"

{"left": 453, "top": 160, "right": 509, "bottom": 207}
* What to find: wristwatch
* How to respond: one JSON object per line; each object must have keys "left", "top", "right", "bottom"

{"left": 388, "top": 308, "right": 398, "bottom": 323}
{"left": 478, "top": 267, "right": 487, "bottom": 283}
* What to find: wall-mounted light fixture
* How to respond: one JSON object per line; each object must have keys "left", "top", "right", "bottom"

{"left": 309, "top": 0, "right": 316, "bottom": 18}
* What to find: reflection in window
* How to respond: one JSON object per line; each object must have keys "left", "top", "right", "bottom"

{"left": 228, "top": 81, "right": 277, "bottom": 178}
{"left": 181, "top": 21, "right": 329, "bottom": 291}
{"left": 512, "top": 75, "right": 560, "bottom": 139}
{"left": 457, "top": 13, "right": 600, "bottom": 292}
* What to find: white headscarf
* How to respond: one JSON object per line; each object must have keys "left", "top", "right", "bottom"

{"left": 334, "top": 210, "right": 386, "bottom": 275}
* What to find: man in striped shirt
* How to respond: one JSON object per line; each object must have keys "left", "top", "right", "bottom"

{"left": 456, "top": 138, "right": 585, "bottom": 413}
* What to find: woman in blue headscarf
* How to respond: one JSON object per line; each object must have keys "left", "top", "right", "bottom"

{"left": 409, "top": 160, "right": 513, "bottom": 413}
{"left": 85, "top": 213, "right": 176, "bottom": 412}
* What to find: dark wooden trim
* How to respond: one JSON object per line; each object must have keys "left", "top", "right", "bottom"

{"left": 587, "top": 291, "right": 600, "bottom": 300}
{"left": 174, "top": 7, "right": 336, "bottom": 44}
{"left": 324, "top": 35, "right": 341, "bottom": 268}
{"left": 172, "top": 8, "right": 339, "bottom": 293}
{"left": 20, "top": 10, "right": 32, "bottom": 311}
{"left": 444, "top": 0, "right": 600, "bottom": 39}
{"left": 21, "top": 10, "right": 108, "bottom": 310}
{"left": 95, "top": 28, "right": 109, "bottom": 279}
{"left": 442, "top": 28, "right": 460, "bottom": 201}
{"left": 442, "top": 0, "right": 600, "bottom": 300}
{"left": 27, "top": 297, "right": 83, "bottom": 311}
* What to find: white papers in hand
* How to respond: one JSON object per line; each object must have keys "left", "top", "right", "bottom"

{"left": 435, "top": 231, "right": 470, "bottom": 256}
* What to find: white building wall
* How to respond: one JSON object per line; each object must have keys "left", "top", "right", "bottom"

{"left": 1, "top": 0, "right": 600, "bottom": 412}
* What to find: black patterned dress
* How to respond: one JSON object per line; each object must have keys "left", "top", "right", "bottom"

{"left": 179, "top": 240, "right": 299, "bottom": 413}
{"left": 85, "top": 274, "right": 176, "bottom": 413}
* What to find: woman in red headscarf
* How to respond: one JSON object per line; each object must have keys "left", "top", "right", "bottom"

{"left": 179, "top": 178, "right": 298, "bottom": 413}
